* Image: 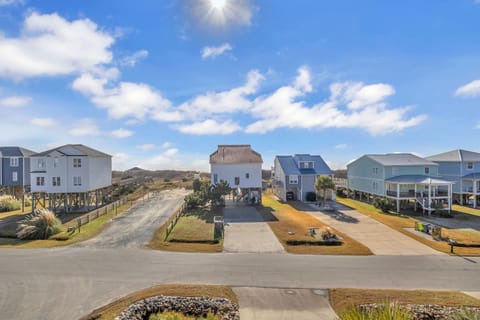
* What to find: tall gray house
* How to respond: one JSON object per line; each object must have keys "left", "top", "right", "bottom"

{"left": 273, "top": 154, "right": 333, "bottom": 202}
{"left": 427, "top": 149, "right": 480, "bottom": 208}
{"left": 0, "top": 146, "right": 36, "bottom": 194}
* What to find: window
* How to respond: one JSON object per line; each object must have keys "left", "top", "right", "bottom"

{"left": 372, "top": 167, "right": 379, "bottom": 175}
{"left": 52, "top": 177, "right": 61, "bottom": 186}
{"left": 234, "top": 177, "right": 240, "bottom": 185}
{"left": 373, "top": 181, "right": 378, "bottom": 191}
{"left": 12, "top": 172, "right": 18, "bottom": 182}
{"left": 73, "top": 176, "right": 82, "bottom": 186}
{"left": 37, "top": 159, "right": 46, "bottom": 169}
{"left": 73, "top": 158, "right": 82, "bottom": 168}
{"left": 36, "top": 176, "right": 45, "bottom": 186}
{"left": 467, "top": 162, "right": 474, "bottom": 170}
{"left": 10, "top": 157, "right": 19, "bottom": 167}
{"left": 213, "top": 173, "right": 218, "bottom": 184}
{"left": 299, "top": 161, "right": 314, "bottom": 169}
{"left": 245, "top": 173, "right": 250, "bottom": 179}
{"left": 289, "top": 175, "right": 298, "bottom": 184}
{"left": 54, "top": 158, "right": 59, "bottom": 168}
{"left": 425, "top": 167, "right": 430, "bottom": 174}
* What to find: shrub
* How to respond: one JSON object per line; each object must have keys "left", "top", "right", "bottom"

{"left": 373, "top": 197, "right": 393, "bottom": 213}
{"left": 338, "top": 302, "right": 411, "bottom": 320}
{"left": 16, "top": 208, "right": 62, "bottom": 240}
{"left": 306, "top": 192, "right": 317, "bottom": 202}
{"left": 0, "top": 195, "right": 21, "bottom": 212}
{"left": 184, "top": 193, "right": 207, "bottom": 209}
{"left": 24, "top": 198, "right": 32, "bottom": 207}
{"left": 451, "top": 309, "right": 480, "bottom": 320}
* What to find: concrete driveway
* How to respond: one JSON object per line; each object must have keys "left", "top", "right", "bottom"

{"left": 304, "top": 202, "right": 443, "bottom": 255}
{"left": 223, "top": 202, "right": 284, "bottom": 253}
{"left": 234, "top": 287, "right": 337, "bottom": 320}
{"left": 74, "top": 188, "right": 190, "bottom": 248}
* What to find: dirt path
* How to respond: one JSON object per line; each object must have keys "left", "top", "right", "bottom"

{"left": 74, "top": 188, "right": 190, "bottom": 248}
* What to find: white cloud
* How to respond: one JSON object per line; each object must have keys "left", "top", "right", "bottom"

{"left": 68, "top": 118, "right": 101, "bottom": 136}
{"left": 120, "top": 50, "right": 148, "bottom": 67}
{"left": 476, "top": 122, "right": 480, "bottom": 129}
{"left": 0, "top": 96, "right": 31, "bottom": 108}
{"left": 111, "top": 128, "right": 134, "bottom": 138}
{"left": 0, "top": 0, "right": 24, "bottom": 6}
{"left": 201, "top": 43, "right": 232, "bottom": 59}
{"left": 30, "top": 118, "right": 56, "bottom": 127}
{"left": 138, "top": 149, "right": 209, "bottom": 171}
{"left": 175, "top": 119, "right": 241, "bottom": 135}
{"left": 455, "top": 80, "right": 480, "bottom": 97}
{"left": 245, "top": 67, "right": 426, "bottom": 135}
{"left": 112, "top": 153, "right": 131, "bottom": 171}
{"left": 162, "top": 142, "right": 173, "bottom": 148}
{"left": 179, "top": 69, "right": 263, "bottom": 120}
{"left": 0, "top": 12, "right": 114, "bottom": 79}
{"left": 137, "top": 144, "right": 155, "bottom": 151}
{"left": 334, "top": 144, "right": 348, "bottom": 150}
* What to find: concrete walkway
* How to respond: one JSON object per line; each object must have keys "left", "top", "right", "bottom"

{"left": 305, "top": 202, "right": 444, "bottom": 255}
{"left": 223, "top": 202, "right": 284, "bottom": 253}
{"left": 234, "top": 287, "right": 337, "bottom": 320}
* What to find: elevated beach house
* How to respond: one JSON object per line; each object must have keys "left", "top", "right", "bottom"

{"left": 0, "top": 146, "right": 36, "bottom": 195}
{"left": 210, "top": 145, "right": 263, "bottom": 203}
{"left": 347, "top": 153, "right": 453, "bottom": 213}
{"left": 30, "top": 144, "right": 112, "bottom": 212}
{"left": 427, "top": 149, "right": 480, "bottom": 208}
{"left": 273, "top": 154, "right": 333, "bottom": 202}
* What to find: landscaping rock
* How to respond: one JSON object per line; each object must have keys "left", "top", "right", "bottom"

{"left": 114, "top": 295, "right": 239, "bottom": 320}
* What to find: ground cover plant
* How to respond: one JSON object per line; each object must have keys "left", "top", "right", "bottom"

{"left": 16, "top": 208, "right": 62, "bottom": 240}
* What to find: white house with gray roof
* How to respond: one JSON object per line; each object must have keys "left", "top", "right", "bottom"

{"left": 347, "top": 153, "right": 453, "bottom": 213}
{"left": 210, "top": 145, "right": 262, "bottom": 203}
{"left": 427, "top": 149, "right": 480, "bottom": 208}
{"left": 273, "top": 154, "right": 333, "bottom": 202}
{"left": 30, "top": 144, "right": 112, "bottom": 194}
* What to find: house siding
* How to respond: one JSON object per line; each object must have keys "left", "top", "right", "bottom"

{"left": 210, "top": 163, "right": 262, "bottom": 189}
{"left": 273, "top": 157, "right": 286, "bottom": 201}
{"left": 384, "top": 165, "right": 438, "bottom": 179}
{"left": 2, "top": 157, "right": 25, "bottom": 186}
{"left": 347, "top": 156, "right": 385, "bottom": 196}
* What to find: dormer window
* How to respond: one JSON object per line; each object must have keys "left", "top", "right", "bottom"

{"left": 299, "top": 161, "right": 314, "bottom": 169}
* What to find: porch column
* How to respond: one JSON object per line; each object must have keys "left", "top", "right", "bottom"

{"left": 396, "top": 183, "right": 400, "bottom": 212}
{"left": 448, "top": 183, "right": 452, "bottom": 213}
{"left": 414, "top": 184, "right": 417, "bottom": 211}
{"left": 474, "top": 180, "right": 478, "bottom": 209}
{"left": 428, "top": 183, "right": 432, "bottom": 216}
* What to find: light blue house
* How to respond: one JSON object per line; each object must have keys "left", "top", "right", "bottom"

{"left": 0, "top": 146, "right": 36, "bottom": 194}
{"left": 347, "top": 153, "right": 453, "bottom": 213}
{"left": 427, "top": 149, "right": 480, "bottom": 208}
{"left": 273, "top": 154, "right": 333, "bottom": 202}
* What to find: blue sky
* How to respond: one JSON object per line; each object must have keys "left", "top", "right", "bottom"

{"left": 0, "top": 0, "right": 479, "bottom": 171}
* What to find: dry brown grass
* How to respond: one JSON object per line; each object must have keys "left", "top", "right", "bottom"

{"left": 329, "top": 288, "right": 480, "bottom": 315}
{"left": 336, "top": 198, "right": 480, "bottom": 256}
{"left": 260, "top": 193, "right": 372, "bottom": 255}
{"left": 453, "top": 205, "right": 480, "bottom": 217}
{"left": 81, "top": 284, "right": 237, "bottom": 320}
{"left": 442, "top": 228, "right": 480, "bottom": 246}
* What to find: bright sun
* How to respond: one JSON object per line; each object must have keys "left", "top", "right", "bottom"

{"left": 209, "top": 0, "right": 227, "bottom": 10}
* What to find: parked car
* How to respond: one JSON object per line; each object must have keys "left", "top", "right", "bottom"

{"left": 286, "top": 191, "right": 294, "bottom": 200}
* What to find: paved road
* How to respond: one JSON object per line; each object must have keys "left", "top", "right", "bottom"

{"left": 223, "top": 202, "right": 285, "bottom": 254}
{"left": 234, "top": 287, "right": 336, "bottom": 320}
{"left": 74, "top": 189, "right": 190, "bottom": 248}
{"left": 0, "top": 248, "right": 479, "bottom": 320}
{"left": 305, "top": 202, "right": 443, "bottom": 255}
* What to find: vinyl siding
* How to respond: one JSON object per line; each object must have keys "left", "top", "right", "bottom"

{"left": 347, "top": 156, "right": 385, "bottom": 195}
{"left": 210, "top": 163, "right": 262, "bottom": 189}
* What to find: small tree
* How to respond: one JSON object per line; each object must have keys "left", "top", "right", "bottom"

{"left": 314, "top": 176, "right": 335, "bottom": 204}
{"left": 373, "top": 197, "right": 392, "bottom": 213}
{"left": 192, "top": 178, "right": 202, "bottom": 192}
{"left": 16, "top": 208, "right": 62, "bottom": 240}
{"left": 210, "top": 180, "right": 231, "bottom": 207}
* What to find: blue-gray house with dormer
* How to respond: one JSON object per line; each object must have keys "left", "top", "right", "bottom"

{"left": 427, "top": 149, "right": 480, "bottom": 208}
{"left": 0, "top": 146, "right": 36, "bottom": 194}
{"left": 272, "top": 154, "right": 333, "bottom": 202}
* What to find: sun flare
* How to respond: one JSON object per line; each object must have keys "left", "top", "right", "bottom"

{"left": 209, "top": 0, "right": 227, "bottom": 10}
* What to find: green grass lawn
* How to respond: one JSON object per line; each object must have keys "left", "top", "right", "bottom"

{"left": 149, "top": 207, "right": 223, "bottom": 253}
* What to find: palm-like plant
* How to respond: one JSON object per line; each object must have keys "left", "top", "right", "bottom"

{"left": 314, "top": 176, "right": 335, "bottom": 204}
{"left": 16, "top": 208, "right": 62, "bottom": 240}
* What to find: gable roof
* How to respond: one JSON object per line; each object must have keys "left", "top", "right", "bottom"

{"left": 0, "top": 146, "right": 36, "bottom": 157}
{"left": 32, "top": 144, "right": 111, "bottom": 157}
{"left": 426, "top": 149, "right": 480, "bottom": 162}
{"left": 363, "top": 153, "right": 437, "bottom": 166}
{"left": 276, "top": 154, "right": 333, "bottom": 175}
{"left": 209, "top": 145, "right": 263, "bottom": 164}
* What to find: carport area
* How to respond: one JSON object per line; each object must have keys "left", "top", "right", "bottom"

{"left": 223, "top": 201, "right": 284, "bottom": 253}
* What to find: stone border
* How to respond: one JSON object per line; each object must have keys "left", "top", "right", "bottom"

{"left": 114, "top": 295, "right": 239, "bottom": 320}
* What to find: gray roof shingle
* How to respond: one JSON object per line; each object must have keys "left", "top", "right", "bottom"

{"left": 210, "top": 145, "right": 263, "bottom": 164}
{"left": 365, "top": 153, "right": 437, "bottom": 166}
{"left": 427, "top": 149, "right": 480, "bottom": 162}
{"left": 32, "top": 144, "right": 111, "bottom": 157}
{"left": 276, "top": 154, "right": 333, "bottom": 175}
{"left": 0, "top": 146, "right": 36, "bottom": 157}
